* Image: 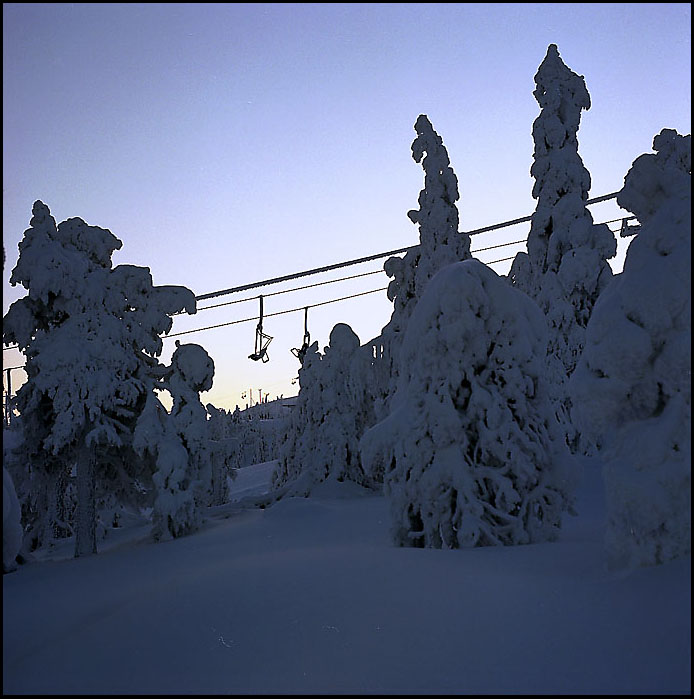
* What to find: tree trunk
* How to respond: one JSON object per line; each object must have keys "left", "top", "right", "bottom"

{"left": 75, "top": 443, "right": 97, "bottom": 557}
{"left": 39, "top": 469, "right": 59, "bottom": 550}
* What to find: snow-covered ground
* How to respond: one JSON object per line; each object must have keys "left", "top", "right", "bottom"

{"left": 2, "top": 457, "right": 690, "bottom": 694}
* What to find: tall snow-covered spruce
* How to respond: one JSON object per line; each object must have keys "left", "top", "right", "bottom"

{"left": 361, "top": 259, "right": 576, "bottom": 549}
{"left": 508, "top": 44, "right": 617, "bottom": 453}
{"left": 363, "top": 115, "right": 472, "bottom": 483}
{"left": 3, "top": 201, "right": 197, "bottom": 557}
{"left": 374, "top": 115, "right": 472, "bottom": 415}
{"left": 569, "top": 129, "right": 691, "bottom": 569}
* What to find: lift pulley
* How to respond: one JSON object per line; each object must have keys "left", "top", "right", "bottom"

{"left": 248, "top": 295, "right": 273, "bottom": 363}
{"left": 291, "top": 306, "right": 311, "bottom": 365}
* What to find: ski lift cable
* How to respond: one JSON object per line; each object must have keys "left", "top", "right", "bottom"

{"left": 192, "top": 209, "right": 623, "bottom": 317}
{"left": 193, "top": 239, "right": 529, "bottom": 315}
{"left": 1, "top": 230, "right": 617, "bottom": 355}
{"left": 603, "top": 215, "right": 637, "bottom": 226}
{"left": 471, "top": 238, "right": 528, "bottom": 254}
{"left": 3, "top": 248, "right": 519, "bottom": 358}
{"left": 165, "top": 287, "right": 390, "bottom": 340}
{"left": 194, "top": 192, "right": 619, "bottom": 303}
{"left": 164, "top": 250, "right": 528, "bottom": 341}
{"left": 190, "top": 268, "right": 387, "bottom": 314}
{"left": 2, "top": 195, "right": 621, "bottom": 351}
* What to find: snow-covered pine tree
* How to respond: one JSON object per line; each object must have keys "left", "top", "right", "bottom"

{"left": 3, "top": 201, "right": 196, "bottom": 557}
{"left": 569, "top": 128, "right": 691, "bottom": 569}
{"left": 272, "top": 340, "right": 322, "bottom": 495}
{"left": 205, "top": 403, "right": 236, "bottom": 506}
{"left": 361, "top": 259, "right": 576, "bottom": 549}
{"left": 169, "top": 343, "right": 215, "bottom": 495}
{"left": 373, "top": 115, "right": 472, "bottom": 419}
{"left": 139, "top": 341, "right": 216, "bottom": 541}
{"left": 98, "top": 266, "right": 199, "bottom": 534}
{"left": 3, "top": 245, "right": 24, "bottom": 574}
{"left": 508, "top": 44, "right": 617, "bottom": 453}
{"left": 361, "top": 115, "right": 473, "bottom": 485}
{"left": 314, "top": 323, "right": 373, "bottom": 488}
{"left": 272, "top": 324, "right": 373, "bottom": 497}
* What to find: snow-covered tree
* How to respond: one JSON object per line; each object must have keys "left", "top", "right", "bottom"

{"left": 3, "top": 466, "right": 23, "bottom": 573}
{"left": 508, "top": 44, "right": 617, "bottom": 453}
{"left": 272, "top": 324, "right": 374, "bottom": 497}
{"left": 3, "top": 246, "right": 26, "bottom": 572}
{"left": 271, "top": 340, "right": 322, "bottom": 495}
{"left": 216, "top": 403, "right": 288, "bottom": 472}
{"left": 361, "top": 259, "right": 577, "bottom": 549}
{"left": 3, "top": 201, "right": 196, "bottom": 556}
{"left": 569, "top": 129, "right": 691, "bottom": 569}
{"left": 373, "top": 115, "right": 472, "bottom": 420}
{"left": 167, "top": 342, "right": 216, "bottom": 504}
{"left": 135, "top": 341, "right": 216, "bottom": 541}
{"left": 206, "top": 403, "right": 236, "bottom": 505}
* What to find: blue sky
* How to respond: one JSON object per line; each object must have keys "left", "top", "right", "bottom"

{"left": 3, "top": 3, "right": 691, "bottom": 409}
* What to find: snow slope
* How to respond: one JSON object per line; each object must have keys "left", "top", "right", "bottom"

{"left": 2, "top": 457, "right": 690, "bottom": 694}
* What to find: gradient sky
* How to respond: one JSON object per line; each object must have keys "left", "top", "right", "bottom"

{"left": 3, "top": 3, "right": 691, "bottom": 410}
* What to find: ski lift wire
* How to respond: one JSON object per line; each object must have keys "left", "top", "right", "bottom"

{"left": 602, "top": 214, "right": 637, "bottom": 225}
{"left": 192, "top": 239, "right": 529, "bottom": 315}
{"left": 191, "top": 269, "right": 386, "bottom": 314}
{"left": 165, "top": 250, "right": 532, "bottom": 341}
{"left": 2, "top": 195, "right": 622, "bottom": 349}
{"left": 471, "top": 238, "right": 528, "bottom": 253}
{"left": 193, "top": 192, "right": 619, "bottom": 302}
{"left": 165, "top": 286, "right": 390, "bottom": 340}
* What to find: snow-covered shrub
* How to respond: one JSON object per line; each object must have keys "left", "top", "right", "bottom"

{"left": 361, "top": 259, "right": 576, "bottom": 549}
{"left": 272, "top": 324, "right": 374, "bottom": 497}
{"left": 569, "top": 128, "right": 691, "bottom": 569}
{"left": 3, "top": 201, "right": 197, "bottom": 556}
{"left": 508, "top": 44, "right": 617, "bottom": 454}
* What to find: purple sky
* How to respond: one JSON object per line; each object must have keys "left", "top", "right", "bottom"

{"left": 3, "top": 3, "right": 691, "bottom": 409}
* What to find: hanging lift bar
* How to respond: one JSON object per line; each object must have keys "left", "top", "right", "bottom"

{"left": 290, "top": 306, "right": 311, "bottom": 364}
{"left": 248, "top": 295, "right": 273, "bottom": 362}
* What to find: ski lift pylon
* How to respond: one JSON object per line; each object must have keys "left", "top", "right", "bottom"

{"left": 249, "top": 295, "right": 273, "bottom": 363}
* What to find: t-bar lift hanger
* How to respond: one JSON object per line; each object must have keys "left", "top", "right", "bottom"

{"left": 248, "top": 295, "right": 273, "bottom": 363}
{"left": 291, "top": 306, "right": 311, "bottom": 364}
